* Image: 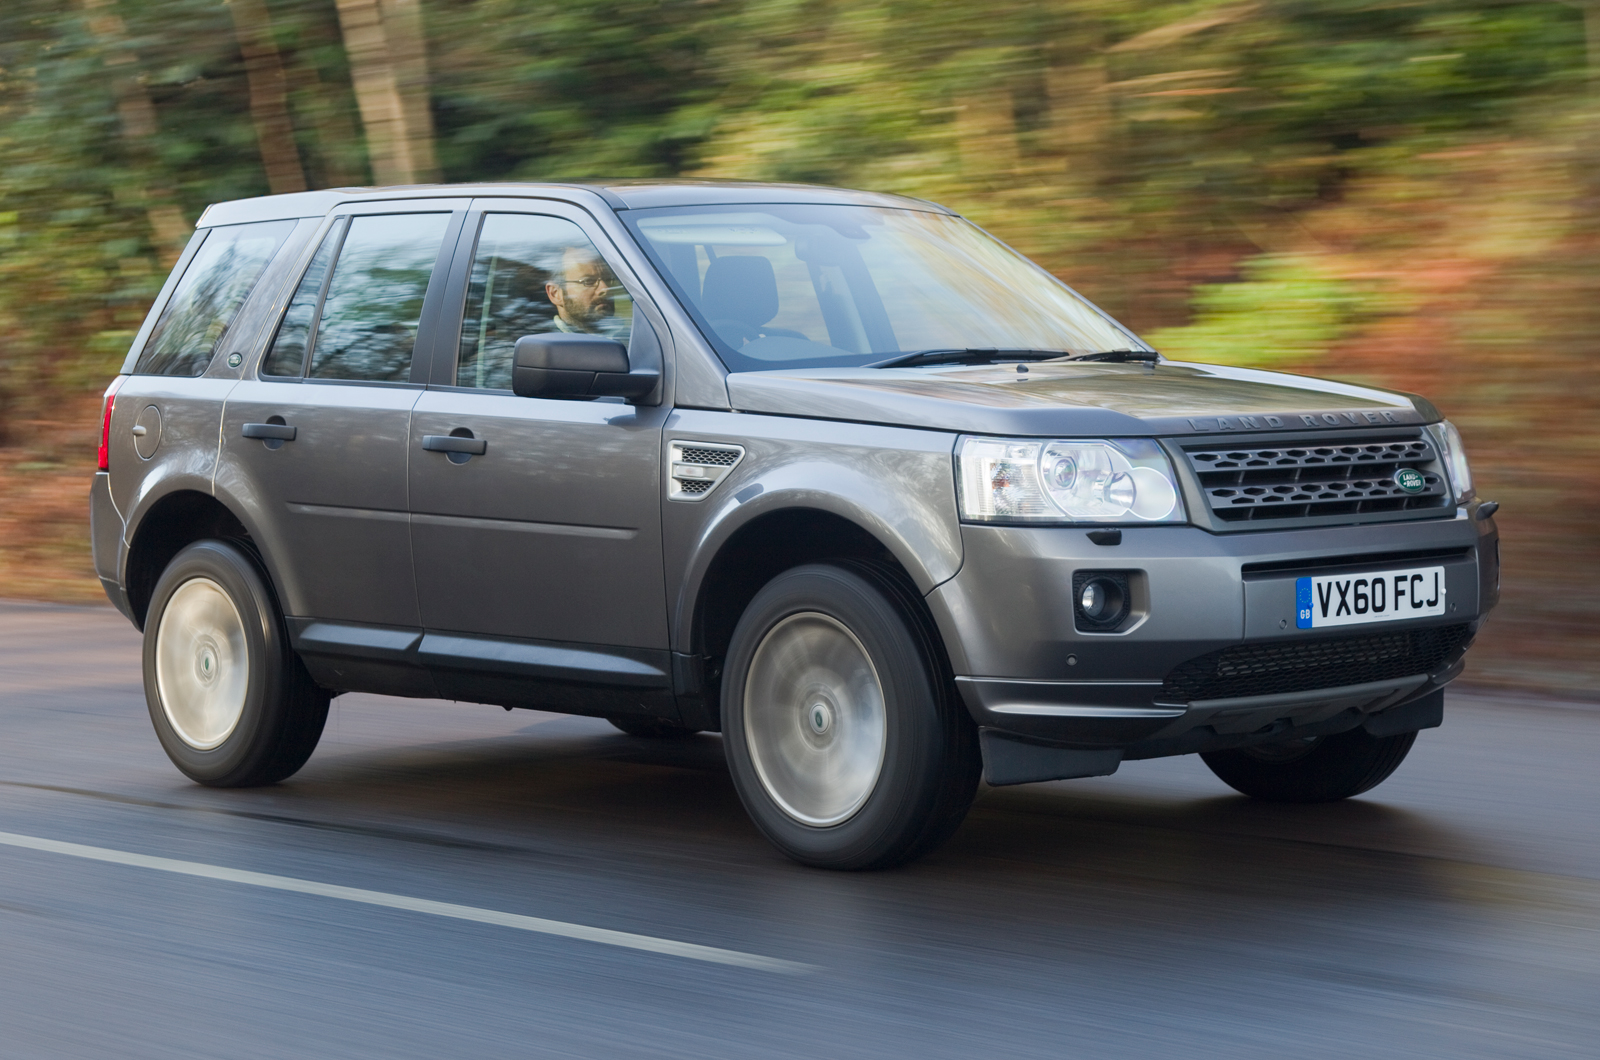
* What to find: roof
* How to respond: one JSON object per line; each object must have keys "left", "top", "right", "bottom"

{"left": 194, "top": 180, "right": 952, "bottom": 228}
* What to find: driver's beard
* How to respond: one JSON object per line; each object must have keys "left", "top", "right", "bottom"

{"left": 569, "top": 301, "right": 612, "bottom": 331}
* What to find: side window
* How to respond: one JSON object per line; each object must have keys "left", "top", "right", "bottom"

{"left": 456, "top": 214, "right": 632, "bottom": 389}
{"left": 307, "top": 213, "right": 451, "bottom": 382}
{"left": 135, "top": 220, "right": 295, "bottom": 377}
{"left": 262, "top": 218, "right": 345, "bottom": 377}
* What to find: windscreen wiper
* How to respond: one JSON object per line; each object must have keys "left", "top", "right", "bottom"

{"left": 1062, "top": 349, "right": 1161, "bottom": 363}
{"left": 864, "top": 348, "right": 1075, "bottom": 369}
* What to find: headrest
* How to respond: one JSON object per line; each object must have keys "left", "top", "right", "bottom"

{"left": 700, "top": 255, "right": 779, "bottom": 329}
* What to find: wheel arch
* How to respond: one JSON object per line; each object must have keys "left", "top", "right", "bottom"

{"left": 689, "top": 508, "right": 889, "bottom": 663}
{"left": 123, "top": 488, "right": 271, "bottom": 629}
{"left": 680, "top": 491, "right": 960, "bottom": 683}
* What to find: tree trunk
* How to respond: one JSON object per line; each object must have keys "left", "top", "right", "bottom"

{"left": 954, "top": 90, "right": 1020, "bottom": 179}
{"left": 1553, "top": 1, "right": 1600, "bottom": 83}
{"left": 378, "top": 0, "right": 438, "bottom": 182}
{"left": 332, "top": 0, "right": 439, "bottom": 186}
{"left": 284, "top": 50, "right": 366, "bottom": 189}
{"left": 227, "top": 0, "right": 307, "bottom": 194}
{"left": 78, "top": 0, "right": 189, "bottom": 264}
{"left": 1045, "top": 54, "right": 1111, "bottom": 187}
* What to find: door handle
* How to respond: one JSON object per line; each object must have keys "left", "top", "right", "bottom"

{"left": 422, "top": 434, "right": 487, "bottom": 456}
{"left": 242, "top": 422, "right": 297, "bottom": 441}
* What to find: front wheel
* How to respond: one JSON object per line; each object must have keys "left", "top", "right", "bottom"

{"left": 722, "top": 563, "right": 981, "bottom": 870}
{"left": 143, "top": 539, "right": 329, "bottom": 787}
{"left": 1200, "top": 726, "right": 1417, "bottom": 803}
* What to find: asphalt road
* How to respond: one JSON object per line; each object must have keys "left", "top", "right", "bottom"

{"left": 0, "top": 600, "right": 1596, "bottom": 1060}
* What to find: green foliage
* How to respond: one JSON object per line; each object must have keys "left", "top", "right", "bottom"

{"left": 427, "top": 0, "right": 731, "bottom": 180}
{"left": 1143, "top": 255, "right": 1361, "bottom": 367}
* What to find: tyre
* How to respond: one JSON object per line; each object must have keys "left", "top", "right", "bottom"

{"left": 142, "top": 539, "right": 330, "bottom": 787}
{"left": 608, "top": 716, "right": 699, "bottom": 738}
{"left": 1200, "top": 726, "right": 1417, "bottom": 803}
{"left": 722, "top": 563, "right": 981, "bottom": 870}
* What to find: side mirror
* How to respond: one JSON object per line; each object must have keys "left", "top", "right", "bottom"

{"left": 512, "top": 333, "right": 659, "bottom": 400}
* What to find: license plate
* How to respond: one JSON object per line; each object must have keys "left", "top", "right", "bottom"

{"left": 1296, "top": 566, "right": 1446, "bottom": 629}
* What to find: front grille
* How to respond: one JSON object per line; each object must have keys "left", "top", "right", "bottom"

{"left": 1160, "top": 624, "right": 1472, "bottom": 703}
{"left": 1184, "top": 438, "right": 1449, "bottom": 524}
{"left": 679, "top": 446, "right": 739, "bottom": 467}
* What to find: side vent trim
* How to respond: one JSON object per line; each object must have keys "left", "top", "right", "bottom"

{"left": 668, "top": 440, "right": 746, "bottom": 501}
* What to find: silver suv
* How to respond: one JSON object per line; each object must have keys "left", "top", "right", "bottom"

{"left": 91, "top": 181, "right": 1498, "bottom": 868}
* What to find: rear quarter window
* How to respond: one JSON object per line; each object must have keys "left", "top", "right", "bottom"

{"left": 134, "top": 219, "right": 296, "bottom": 377}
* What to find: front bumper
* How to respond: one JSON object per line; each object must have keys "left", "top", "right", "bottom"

{"left": 926, "top": 504, "right": 1497, "bottom": 763}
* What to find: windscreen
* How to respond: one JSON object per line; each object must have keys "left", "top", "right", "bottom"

{"left": 622, "top": 204, "right": 1144, "bottom": 372}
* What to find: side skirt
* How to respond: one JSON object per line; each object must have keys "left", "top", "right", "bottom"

{"left": 287, "top": 618, "right": 681, "bottom": 722}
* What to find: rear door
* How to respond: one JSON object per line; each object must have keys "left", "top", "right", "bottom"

{"left": 217, "top": 202, "right": 467, "bottom": 633}
{"left": 406, "top": 200, "right": 671, "bottom": 663}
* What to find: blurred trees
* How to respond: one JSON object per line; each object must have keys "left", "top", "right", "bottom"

{"left": 3, "top": 0, "right": 1588, "bottom": 391}
{"left": 0, "top": 0, "right": 1596, "bottom": 691}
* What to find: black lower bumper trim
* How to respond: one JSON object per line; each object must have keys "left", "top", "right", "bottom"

{"left": 1161, "top": 624, "right": 1472, "bottom": 702}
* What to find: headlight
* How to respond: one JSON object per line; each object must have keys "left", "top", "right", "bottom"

{"left": 1425, "top": 420, "right": 1474, "bottom": 504}
{"left": 957, "top": 437, "right": 1184, "bottom": 524}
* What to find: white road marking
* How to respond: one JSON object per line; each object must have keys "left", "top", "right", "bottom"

{"left": 0, "top": 829, "right": 812, "bottom": 974}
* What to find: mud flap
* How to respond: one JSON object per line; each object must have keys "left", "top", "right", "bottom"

{"left": 979, "top": 729, "right": 1123, "bottom": 786}
{"left": 1362, "top": 688, "right": 1444, "bottom": 738}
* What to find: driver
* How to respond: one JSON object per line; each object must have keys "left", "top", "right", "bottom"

{"left": 545, "top": 245, "right": 616, "bottom": 333}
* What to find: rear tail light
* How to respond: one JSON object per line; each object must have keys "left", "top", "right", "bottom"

{"left": 97, "top": 376, "right": 126, "bottom": 471}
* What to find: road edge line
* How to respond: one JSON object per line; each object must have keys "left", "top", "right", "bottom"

{"left": 0, "top": 828, "right": 813, "bottom": 974}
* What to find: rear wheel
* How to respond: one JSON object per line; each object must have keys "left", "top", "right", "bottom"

{"left": 722, "top": 563, "right": 981, "bottom": 870}
{"left": 1200, "top": 727, "right": 1417, "bottom": 803}
{"left": 143, "top": 539, "right": 329, "bottom": 787}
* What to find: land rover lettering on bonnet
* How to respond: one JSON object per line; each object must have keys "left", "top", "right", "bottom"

{"left": 91, "top": 181, "right": 1498, "bottom": 869}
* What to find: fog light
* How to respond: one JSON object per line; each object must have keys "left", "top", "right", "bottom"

{"left": 1073, "top": 571, "right": 1132, "bottom": 632}
{"left": 1080, "top": 580, "right": 1112, "bottom": 617}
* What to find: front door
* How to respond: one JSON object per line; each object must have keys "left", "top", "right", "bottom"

{"left": 407, "top": 207, "right": 670, "bottom": 673}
